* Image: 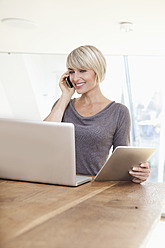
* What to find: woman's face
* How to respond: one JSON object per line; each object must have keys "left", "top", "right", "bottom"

{"left": 68, "top": 68, "right": 97, "bottom": 94}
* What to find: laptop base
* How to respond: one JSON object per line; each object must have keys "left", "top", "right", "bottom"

{"left": 76, "top": 175, "right": 92, "bottom": 186}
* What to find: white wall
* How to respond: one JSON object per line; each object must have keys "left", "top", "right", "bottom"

{"left": 0, "top": 54, "right": 42, "bottom": 120}
{"left": 0, "top": 80, "right": 13, "bottom": 118}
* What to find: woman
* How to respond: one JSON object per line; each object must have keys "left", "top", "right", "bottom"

{"left": 44, "top": 45, "right": 150, "bottom": 183}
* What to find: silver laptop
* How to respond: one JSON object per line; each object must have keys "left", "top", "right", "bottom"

{"left": 94, "top": 146, "right": 156, "bottom": 181}
{"left": 0, "top": 118, "right": 92, "bottom": 186}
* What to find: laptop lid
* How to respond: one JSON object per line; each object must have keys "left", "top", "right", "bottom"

{"left": 94, "top": 146, "right": 156, "bottom": 181}
{"left": 0, "top": 118, "right": 91, "bottom": 186}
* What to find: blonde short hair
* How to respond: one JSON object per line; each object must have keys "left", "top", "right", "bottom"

{"left": 66, "top": 45, "right": 106, "bottom": 83}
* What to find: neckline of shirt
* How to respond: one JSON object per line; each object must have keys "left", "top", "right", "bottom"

{"left": 70, "top": 99, "right": 115, "bottom": 119}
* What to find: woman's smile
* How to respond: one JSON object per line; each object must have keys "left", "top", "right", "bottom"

{"left": 74, "top": 82, "right": 86, "bottom": 89}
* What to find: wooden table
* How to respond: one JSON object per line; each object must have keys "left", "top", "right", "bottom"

{"left": 0, "top": 179, "right": 165, "bottom": 248}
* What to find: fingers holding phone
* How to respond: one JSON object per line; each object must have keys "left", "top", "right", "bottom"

{"left": 59, "top": 72, "right": 75, "bottom": 97}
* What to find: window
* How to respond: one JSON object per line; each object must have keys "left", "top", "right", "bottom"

{"left": 124, "top": 56, "right": 165, "bottom": 182}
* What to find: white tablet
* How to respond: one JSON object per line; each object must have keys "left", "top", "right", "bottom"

{"left": 94, "top": 146, "right": 156, "bottom": 181}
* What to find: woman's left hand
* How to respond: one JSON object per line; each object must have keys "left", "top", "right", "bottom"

{"left": 129, "top": 162, "right": 150, "bottom": 183}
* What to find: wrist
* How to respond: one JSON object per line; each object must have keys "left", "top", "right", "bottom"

{"left": 61, "top": 93, "right": 72, "bottom": 102}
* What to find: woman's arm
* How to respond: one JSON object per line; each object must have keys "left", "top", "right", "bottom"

{"left": 112, "top": 105, "right": 150, "bottom": 184}
{"left": 112, "top": 104, "right": 131, "bottom": 150}
{"left": 44, "top": 72, "right": 75, "bottom": 122}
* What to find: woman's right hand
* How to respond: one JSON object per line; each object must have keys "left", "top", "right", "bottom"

{"left": 59, "top": 72, "right": 75, "bottom": 99}
{"left": 44, "top": 72, "right": 75, "bottom": 122}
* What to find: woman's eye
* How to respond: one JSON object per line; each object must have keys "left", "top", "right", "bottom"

{"left": 69, "top": 71, "right": 74, "bottom": 74}
{"left": 80, "top": 70, "right": 86, "bottom": 73}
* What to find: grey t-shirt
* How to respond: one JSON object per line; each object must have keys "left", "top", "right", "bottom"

{"left": 52, "top": 99, "right": 131, "bottom": 176}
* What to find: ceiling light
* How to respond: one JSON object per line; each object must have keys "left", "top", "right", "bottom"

{"left": 120, "top": 22, "right": 133, "bottom": 32}
{"left": 1, "top": 18, "right": 39, "bottom": 29}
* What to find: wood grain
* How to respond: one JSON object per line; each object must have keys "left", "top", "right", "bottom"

{"left": 1, "top": 180, "right": 165, "bottom": 248}
{"left": 0, "top": 179, "right": 116, "bottom": 244}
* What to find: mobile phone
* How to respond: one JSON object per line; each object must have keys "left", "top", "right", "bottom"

{"left": 66, "top": 76, "right": 73, "bottom": 88}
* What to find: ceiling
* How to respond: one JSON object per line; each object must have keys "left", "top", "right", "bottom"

{"left": 0, "top": 0, "right": 165, "bottom": 55}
